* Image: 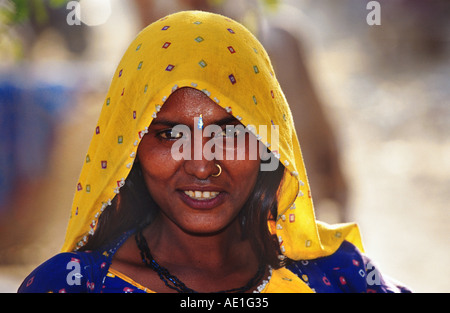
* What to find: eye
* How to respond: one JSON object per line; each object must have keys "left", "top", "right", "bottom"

{"left": 217, "top": 126, "right": 244, "bottom": 138}
{"left": 157, "top": 129, "right": 184, "bottom": 140}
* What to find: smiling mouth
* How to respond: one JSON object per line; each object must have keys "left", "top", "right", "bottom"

{"left": 183, "top": 190, "right": 221, "bottom": 200}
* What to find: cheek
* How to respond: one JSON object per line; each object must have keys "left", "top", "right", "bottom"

{"left": 137, "top": 142, "right": 179, "bottom": 188}
{"left": 226, "top": 160, "right": 260, "bottom": 200}
{"left": 138, "top": 148, "right": 180, "bottom": 213}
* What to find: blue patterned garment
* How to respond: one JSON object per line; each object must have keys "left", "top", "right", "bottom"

{"left": 286, "top": 241, "right": 410, "bottom": 293}
{"left": 17, "top": 230, "right": 410, "bottom": 293}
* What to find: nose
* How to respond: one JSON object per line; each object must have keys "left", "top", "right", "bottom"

{"left": 183, "top": 159, "right": 218, "bottom": 180}
{"left": 183, "top": 134, "right": 220, "bottom": 180}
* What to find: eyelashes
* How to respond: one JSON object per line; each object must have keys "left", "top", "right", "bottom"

{"left": 217, "top": 127, "right": 244, "bottom": 138}
{"left": 156, "top": 129, "right": 184, "bottom": 140}
{"left": 156, "top": 126, "right": 244, "bottom": 141}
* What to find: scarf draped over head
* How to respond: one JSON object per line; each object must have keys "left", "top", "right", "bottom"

{"left": 62, "top": 11, "right": 363, "bottom": 260}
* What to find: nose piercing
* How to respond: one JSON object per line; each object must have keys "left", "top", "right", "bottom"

{"left": 212, "top": 164, "right": 222, "bottom": 177}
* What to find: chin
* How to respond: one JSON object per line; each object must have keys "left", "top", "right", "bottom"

{"left": 178, "top": 215, "right": 239, "bottom": 237}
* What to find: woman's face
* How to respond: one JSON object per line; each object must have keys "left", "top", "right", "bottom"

{"left": 137, "top": 87, "right": 260, "bottom": 235}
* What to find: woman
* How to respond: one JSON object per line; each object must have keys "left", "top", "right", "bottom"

{"left": 18, "top": 11, "right": 409, "bottom": 293}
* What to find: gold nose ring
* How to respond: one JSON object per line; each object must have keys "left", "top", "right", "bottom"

{"left": 212, "top": 164, "right": 222, "bottom": 177}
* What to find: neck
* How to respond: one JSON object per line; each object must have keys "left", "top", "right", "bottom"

{"left": 142, "top": 215, "right": 256, "bottom": 273}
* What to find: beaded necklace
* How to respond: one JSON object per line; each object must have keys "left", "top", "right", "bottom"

{"left": 135, "top": 231, "right": 271, "bottom": 293}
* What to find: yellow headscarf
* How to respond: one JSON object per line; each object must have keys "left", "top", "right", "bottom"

{"left": 61, "top": 11, "right": 363, "bottom": 265}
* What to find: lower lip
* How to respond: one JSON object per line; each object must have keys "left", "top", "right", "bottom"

{"left": 178, "top": 191, "right": 226, "bottom": 210}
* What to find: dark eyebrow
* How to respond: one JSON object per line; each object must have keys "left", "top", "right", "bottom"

{"left": 150, "top": 116, "right": 240, "bottom": 128}
{"left": 149, "top": 119, "right": 181, "bottom": 127}
{"left": 212, "top": 116, "right": 240, "bottom": 126}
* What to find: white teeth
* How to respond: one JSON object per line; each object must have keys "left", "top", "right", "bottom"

{"left": 184, "top": 190, "right": 220, "bottom": 200}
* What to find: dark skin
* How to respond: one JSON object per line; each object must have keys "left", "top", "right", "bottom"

{"left": 111, "top": 87, "right": 264, "bottom": 292}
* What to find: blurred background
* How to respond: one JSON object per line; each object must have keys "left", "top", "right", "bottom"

{"left": 0, "top": 0, "right": 448, "bottom": 292}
